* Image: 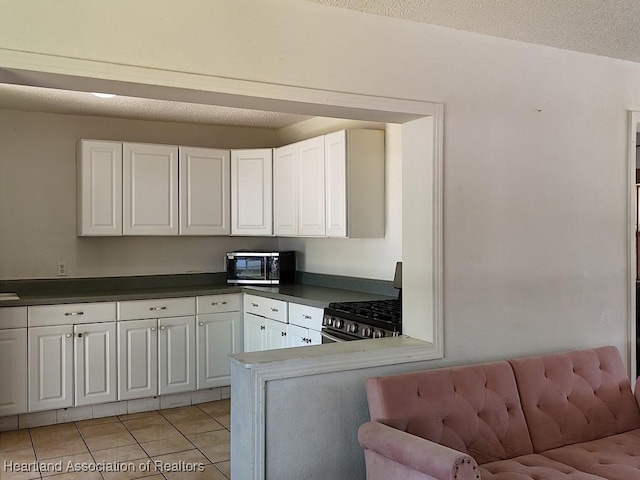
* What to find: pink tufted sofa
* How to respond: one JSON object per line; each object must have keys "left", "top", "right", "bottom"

{"left": 358, "top": 346, "right": 640, "bottom": 479}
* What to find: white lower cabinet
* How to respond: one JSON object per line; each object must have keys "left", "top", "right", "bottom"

{"left": 196, "top": 312, "right": 241, "bottom": 388}
{"left": 287, "top": 324, "right": 321, "bottom": 347}
{"left": 243, "top": 313, "right": 267, "bottom": 353}
{"left": 117, "top": 319, "right": 158, "bottom": 401}
{"left": 265, "top": 318, "right": 288, "bottom": 350}
{"left": 74, "top": 322, "right": 117, "bottom": 406}
{"left": 28, "top": 325, "right": 74, "bottom": 412}
{"left": 117, "top": 316, "right": 196, "bottom": 401}
{"left": 0, "top": 327, "right": 28, "bottom": 416}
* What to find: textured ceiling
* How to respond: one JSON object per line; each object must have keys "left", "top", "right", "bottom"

{"left": 0, "top": 84, "right": 312, "bottom": 129}
{"left": 311, "top": 0, "right": 640, "bottom": 63}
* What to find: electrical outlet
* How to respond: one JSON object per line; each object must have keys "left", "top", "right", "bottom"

{"left": 57, "top": 261, "right": 67, "bottom": 276}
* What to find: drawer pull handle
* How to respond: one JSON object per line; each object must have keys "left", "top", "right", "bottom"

{"left": 65, "top": 333, "right": 72, "bottom": 338}
{"left": 271, "top": 308, "right": 279, "bottom": 312}
{"left": 150, "top": 306, "right": 167, "bottom": 311}
{"left": 64, "top": 311, "right": 84, "bottom": 316}
{"left": 303, "top": 315, "right": 312, "bottom": 319}
{"left": 281, "top": 331, "right": 287, "bottom": 337}
{"left": 251, "top": 303, "right": 259, "bottom": 307}
{"left": 212, "top": 301, "right": 228, "bottom": 306}
{"left": 260, "top": 325, "right": 266, "bottom": 330}
{"left": 199, "top": 322, "right": 204, "bottom": 326}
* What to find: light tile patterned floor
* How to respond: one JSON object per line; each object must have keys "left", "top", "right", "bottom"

{"left": 0, "top": 400, "right": 231, "bottom": 480}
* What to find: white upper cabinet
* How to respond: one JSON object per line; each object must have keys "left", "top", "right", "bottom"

{"left": 123, "top": 143, "right": 179, "bottom": 236}
{"left": 273, "top": 143, "right": 298, "bottom": 236}
{"left": 274, "top": 136, "right": 325, "bottom": 237}
{"left": 231, "top": 149, "right": 273, "bottom": 236}
{"left": 298, "top": 136, "right": 326, "bottom": 236}
{"left": 77, "top": 140, "right": 123, "bottom": 236}
{"left": 179, "top": 147, "right": 230, "bottom": 236}
{"left": 325, "top": 129, "right": 385, "bottom": 238}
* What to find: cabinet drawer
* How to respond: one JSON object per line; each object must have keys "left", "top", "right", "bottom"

{"left": 243, "top": 294, "right": 287, "bottom": 323}
{"left": 288, "top": 303, "right": 323, "bottom": 331}
{"left": 0, "top": 307, "right": 27, "bottom": 328}
{"left": 29, "top": 302, "right": 116, "bottom": 327}
{"left": 118, "top": 297, "right": 195, "bottom": 320}
{"left": 197, "top": 294, "right": 241, "bottom": 314}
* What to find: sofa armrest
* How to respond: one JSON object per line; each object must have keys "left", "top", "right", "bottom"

{"left": 358, "top": 421, "right": 480, "bottom": 480}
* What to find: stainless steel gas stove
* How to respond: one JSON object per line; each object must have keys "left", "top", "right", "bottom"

{"left": 321, "top": 263, "right": 402, "bottom": 343}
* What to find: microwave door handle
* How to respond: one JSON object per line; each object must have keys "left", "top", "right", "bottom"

{"left": 321, "top": 331, "right": 344, "bottom": 343}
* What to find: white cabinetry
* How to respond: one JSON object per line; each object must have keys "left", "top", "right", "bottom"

{"left": 231, "top": 149, "right": 273, "bottom": 235}
{"left": 274, "top": 136, "right": 325, "bottom": 236}
{"left": 242, "top": 294, "right": 288, "bottom": 352}
{"left": 77, "top": 140, "right": 123, "bottom": 236}
{"left": 28, "top": 325, "right": 74, "bottom": 412}
{"left": 74, "top": 322, "right": 117, "bottom": 406}
{"left": 117, "top": 297, "right": 196, "bottom": 400}
{"left": 27, "top": 302, "right": 117, "bottom": 412}
{"left": 179, "top": 147, "right": 230, "bottom": 236}
{"left": 287, "top": 303, "right": 323, "bottom": 347}
{"left": 0, "top": 307, "right": 27, "bottom": 416}
{"left": 196, "top": 294, "right": 242, "bottom": 388}
{"left": 123, "top": 142, "right": 179, "bottom": 236}
{"left": 324, "top": 129, "right": 385, "bottom": 238}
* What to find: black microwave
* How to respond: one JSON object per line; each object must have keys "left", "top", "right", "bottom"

{"left": 226, "top": 251, "right": 296, "bottom": 285}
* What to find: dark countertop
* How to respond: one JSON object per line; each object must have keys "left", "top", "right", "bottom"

{"left": 0, "top": 274, "right": 394, "bottom": 310}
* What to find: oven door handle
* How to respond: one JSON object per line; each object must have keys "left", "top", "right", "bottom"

{"left": 320, "top": 331, "right": 345, "bottom": 343}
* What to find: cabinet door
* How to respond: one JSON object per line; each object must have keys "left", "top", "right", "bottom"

{"left": 273, "top": 144, "right": 298, "bottom": 236}
{"left": 196, "top": 312, "right": 241, "bottom": 389}
{"left": 158, "top": 316, "right": 196, "bottom": 395}
{"left": 265, "top": 319, "right": 289, "bottom": 350}
{"left": 298, "top": 136, "right": 326, "bottom": 236}
{"left": 0, "top": 328, "right": 27, "bottom": 416}
{"left": 74, "top": 322, "right": 117, "bottom": 406}
{"left": 117, "top": 319, "right": 158, "bottom": 400}
{"left": 287, "top": 323, "right": 309, "bottom": 348}
{"left": 180, "top": 147, "right": 230, "bottom": 235}
{"left": 77, "top": 140, "right": 123, "bottom": 236}
{"left": 324, "top": 130, "right": 347, "bottom": 238}
{"left": 231, "top": 149, "right": 273, "bottom": 235}
{"left": 28, "top": 325, "right": 74, "bottom": 412}
{"left": 243, "top": 313, "right": 266, "bottom": 353}
{"left": 123, "top": 143, "right": 179, "bottom": 235}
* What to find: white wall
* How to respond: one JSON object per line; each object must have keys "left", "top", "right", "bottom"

{"left": 0, "top": 0, "right": 638, "bottom": 363}
{"left": 0, "top": 109, "right": 279, "bottom": 279}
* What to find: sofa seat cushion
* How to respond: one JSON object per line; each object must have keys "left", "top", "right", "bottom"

{"left": 365, "top": 361, "right": 534, "bottom": 464}
{"left": 541, "top": 429, "right": 640, "bottom": 480}
{"left": 510, "top": 346, "right": 640, "bottom": 452}
{"left": 480, "top": 454, "right": 606, "bottom": 480}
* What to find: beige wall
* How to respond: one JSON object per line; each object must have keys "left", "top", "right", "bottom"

{"left": 0, "top": 0, "right": 637, "bottom": 362}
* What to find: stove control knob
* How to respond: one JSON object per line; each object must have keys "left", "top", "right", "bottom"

{"left": 363, "top": 327, "right": 372, "bottom": 338}
{"left": 334, "top": 319, "right": 344, "bottom": 329}
{"left": 348, "top": 323, "right": 359, "bottom": 334}
{"left": 373, "top": 330, "right": 385, "bottom": 339}
{"left": 323, "top": 316, "right": 334, "bottom": 327}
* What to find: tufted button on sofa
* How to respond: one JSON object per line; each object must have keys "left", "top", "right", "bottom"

{"left": 358, "top": 346, "right": 640, "bottom": 479}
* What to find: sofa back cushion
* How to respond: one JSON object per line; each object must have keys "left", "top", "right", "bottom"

{"left": 509, "top": 346, "right": 640, "bottom": 452}
{"left": 365, "top": 361, "right": 534, "bottom": 464}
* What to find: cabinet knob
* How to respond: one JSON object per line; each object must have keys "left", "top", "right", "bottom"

{"left": 199, "top": 322, "right": 204, "bottom": 327}
{"left": 159, "top": 325, "right": 166, "bottom": 330}
{"left": 281, "top": 331, "right": 287, "bottom": 337}
{"left": 65, "top": 333, "right": 72, "bottom": 338}
{"left": 65, "top": 311, "right": 84, "bottom": 316}
{"left": 260, "top": 325, "right": 266, "bottom": 330}
{"left": 212, "top": 301, "right": 227, "bottom": 306}
{"left": 150, "top": 306, "right": 167, "bottom": 311}
{"left": 77, "top": 333, "right": 83, "bottom": 338}
{"left": 151, "top": 327, "right": 157, "bottom": 331}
